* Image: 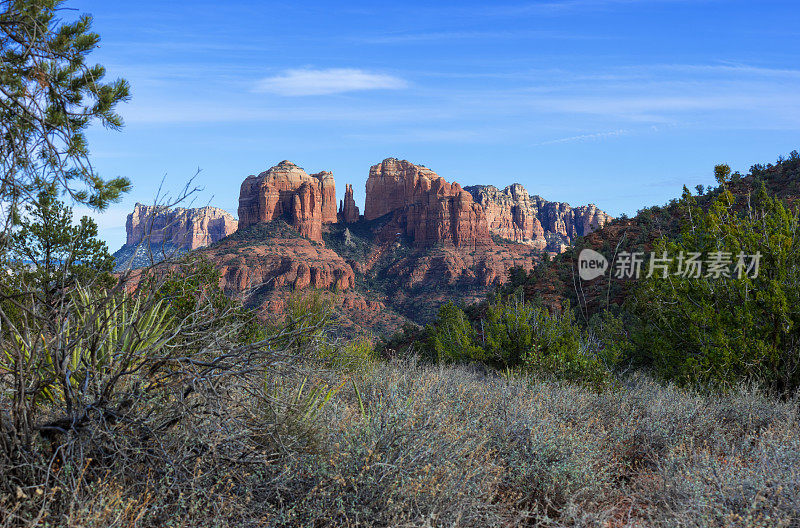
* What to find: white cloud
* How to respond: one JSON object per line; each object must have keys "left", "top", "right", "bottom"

{"left": 254, "top": 68, "right": 408, "bottom": 96}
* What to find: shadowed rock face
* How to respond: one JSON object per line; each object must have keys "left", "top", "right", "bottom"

{"left": 237, "top": 160, "right": 337, "bottom": 241}
{"left": 365, "top": 158, "right": 493, "bottom": 248}
{"left": 339, "top": 183, "right": 360, "bottom": 224}
{"left": 125, "top": 203, "right": 238, "bottom": 250}
{"left": 465, "top": 184, "right": 612, "bottom": 252}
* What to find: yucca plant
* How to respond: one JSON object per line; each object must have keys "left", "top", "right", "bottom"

{"left": 0, "top": 285, "right": 175, "bottom": 446}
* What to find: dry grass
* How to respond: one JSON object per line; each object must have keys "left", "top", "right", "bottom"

{"left": 3, "top": 359, "right": 799, "bottom": 527}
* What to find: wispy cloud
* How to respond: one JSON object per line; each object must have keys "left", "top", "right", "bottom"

{"left": 118, "top": 60, "right": 800, "bottom": 132}
{"left": 123, "top": 102, "right": 449, "bottom": 124}
{"left": 254, "top": 68, "right": 408, "bottom": 96}
{"left": 538, "top": 129, "right": 631, "bottom": 145}
{"left": 359, "top": 29, "right": 607, "bottom": 44}
{"left": 480, "top": 0, "right": 710, "bottom": 16}
{"left": 655, "top": 63, "right": 800, "bottom": 78}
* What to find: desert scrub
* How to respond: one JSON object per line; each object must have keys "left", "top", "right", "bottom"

{"left": 250, "top": 362, "right": 799, "bottom": 527}
{"left": 4, "top": 357, "right": 799, "bottom": 526}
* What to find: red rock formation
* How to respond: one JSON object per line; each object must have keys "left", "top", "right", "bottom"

{"left": 206, "top": 235, "right": 355, "bottom": 294}
{"left": 125, "top": 203, "right": 238, "bottom": 250}
{"left": 339, "top": 183, "right": 360, "bottom": 223}
{"left": 237, "top": 161, "right": 336, "bottom": 242}
{"left": 365, "top": 158, "right": 493, "bottom": 248}
{"left": 365, "top": 159, "right": 444, "bottom": 220}
{"left": 292, "top": 181, "right": 323, "bottom": 242}
{"left": 312, "top": 171, "right": 338, "bottom": 224}
{"left": 465, "top": 184, "right": 612, "bottom": 253}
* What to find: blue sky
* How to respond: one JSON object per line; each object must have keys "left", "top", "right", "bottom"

{"left": 75, "top": 0, "right": 800, "bottom": 250}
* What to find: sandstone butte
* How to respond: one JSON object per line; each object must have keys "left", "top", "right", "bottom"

{"left": 126, "top": 203, "right": 238, "bottom": 251}
{"left": 237, "top": 160, "right": 337, "bottom": 242}
{"left": 365, "top": 158, "right": 492, "bottom": 248}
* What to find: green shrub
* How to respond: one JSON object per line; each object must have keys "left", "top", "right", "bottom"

{"left": 0, "top": 285, "right": 173, "bottom": 415}
{"left": 151, "top": 254, "right": 262, "bottom": 345}
{"left": 424, "top": 301, "right": 486, "bottom": 363}
{"left": 630, "top": 170, "right": 800, "bottom": 394}
{"left": 424, "top": 295, "right": 611, "bottom": 386}
{"left": 317, "top": 336, "right": 377, "bottom": 371}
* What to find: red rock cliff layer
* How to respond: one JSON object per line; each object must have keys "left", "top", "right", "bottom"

{"left": 126, "top": 203, "right": 238, "bottom": 250}
{"left": 465, "top": 184, "right": 612, "bottom": 252}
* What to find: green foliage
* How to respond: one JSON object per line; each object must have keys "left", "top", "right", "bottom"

{"left": 482, "top": 294, "right": 538, "bottom": 366}
{"left": 318, "top": 336, "right": 377, "bottom": 371}
{"left": 277, "top": 290, "right": 335, "bottom": 351}
{"left": 587, "top": 309, "right": 633, "bottom": 371}
{"left": 151, "top": 254, "right": 261, "bottom": 345}
{"left": 630, "top": 173, "right": 800, "bottom": 394}
{"left": 8, "top": 187, "right": 114, "bottom": 299}
{"left": 0, "top": 286, "right": 173, "bottom": 410}
{"left": 256, "top": 373, "right": 344, "bottom": 454}
{"left": 425, "top": 301, "right": 486, "bottom": 363}
{"left": 424, "top": 295, "right": 611, "bottom": 386}
{"left": 378, "top": 322, "right": 423, "bottom": 357}
{"left": 0, "top": 0, "right": 131, "bottom": 214}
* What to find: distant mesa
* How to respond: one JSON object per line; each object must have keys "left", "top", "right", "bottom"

{"left": 466, "top": 184, "right": 612, "bottom": 253}
{"left": 125, "top": 203, "right": 238, "bottom": 251}
{"left": 115, "top": 203, "right": 238, "bottom": 270}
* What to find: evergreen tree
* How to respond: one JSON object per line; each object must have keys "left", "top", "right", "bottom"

{"left": 630, "top": 167, "right": 800, "bottom": 394}
{"left": 9, "top": 187, "right": 114, "bottom": 302}
{"left": 0, "top": 0, "right": 130, "bottom": 237}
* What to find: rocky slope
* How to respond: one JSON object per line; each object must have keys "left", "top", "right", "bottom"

{"left": 465, "top": 184, "right": 612, "bottom": 253}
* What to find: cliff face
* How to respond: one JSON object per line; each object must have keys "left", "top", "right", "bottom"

{"left": 365, "top": 158, "right": 493, "bottom": 248}
{"left": 237, "top": 161, "right": 337, "bottom": 242}
{"left": 465, "top": 184, "right": 612, "bottom": 252}
{"left": 125, "top": 203, "right": 238, "bottom": 250}
{"left": 209, "top": 234, "right": 355, "bottom": 294}
{"left": 365, "top": 159, "right": 444, "bottom": 220}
